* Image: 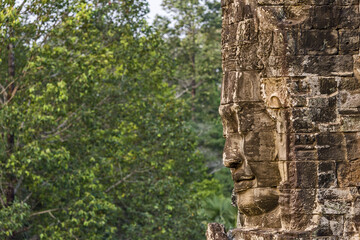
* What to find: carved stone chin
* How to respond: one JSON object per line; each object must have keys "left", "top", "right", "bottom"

{"left": 236, "top": 188, "right": 279, "bottom": 216}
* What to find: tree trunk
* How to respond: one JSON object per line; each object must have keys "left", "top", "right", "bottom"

{"left": 5, "top": 41, "right": 16, "bottom": 206}
{"left": 6, "top": 35, "right": 17, "bottom": 240}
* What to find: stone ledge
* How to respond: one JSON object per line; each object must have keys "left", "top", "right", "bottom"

{"left": 229, "top": 228, "right": 312, "bottom": 240}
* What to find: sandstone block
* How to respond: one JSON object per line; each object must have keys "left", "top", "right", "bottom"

{"left": 300, "top": 30, "right": 338, "bottom": 55}
{"left": 337, "top": 159, "right": 360, "bottom": 187}
{"left": 215, "top": 0, "right": 360, "bottom": 238}
{"left": 339, "top": 29, "right": 360, "bottom": 54}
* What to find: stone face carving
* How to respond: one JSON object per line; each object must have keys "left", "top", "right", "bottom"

{"left": 212, "top": 0, "right": 360, "bottom": 239}
{"left": 220, "top": 102, "right": 282, "bottom": 227}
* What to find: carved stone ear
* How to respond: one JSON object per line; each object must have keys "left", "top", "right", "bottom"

{"left": 269, "top": 95, "right": 282, "bottom": 109}
{"left": 260, "top": 77, "right": 288, "bottom": 110}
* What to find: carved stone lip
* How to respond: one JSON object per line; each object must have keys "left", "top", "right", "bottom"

{"left": 233, "top": 181, "right": 255, "bottom": 193}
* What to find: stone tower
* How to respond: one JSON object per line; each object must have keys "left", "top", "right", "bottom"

{"left": 210, "top": 0, "right": 360, "bottom": 239}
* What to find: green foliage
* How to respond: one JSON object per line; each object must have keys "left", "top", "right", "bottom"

{"left": 154, "top": 0, "right": 223, "bottom": 161}
{"left": 195, "top": 119, "right": 224, "bottom": 165}
{"left": 213, "top": 168, "right": 234, "bottom": 197}
{"left": 154, "top": 0, "right": 237, "bottom": 231}
{"left": 0, "top": 0, "right": 230, "bottom": 239}
{"left": 0, "top": 0, "right": 210, "bottom": 239}
{"left": 191, "top": 174, "right": 236, "bottom": 230}
{"left": 0, "top": 201, "right": 30, "bottom": 238}
{"left": 199, "top": 195, "right": 236, "bottom": 230}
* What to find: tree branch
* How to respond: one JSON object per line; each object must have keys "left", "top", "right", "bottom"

{"left": 14, "top": 176, "right": 23, "bottom": 195}
{"left": 23, "top": 192, "right": 32, "bottom": 203}
{"left": 105, "top": 169, "right": 151, "bottom": 193}
{"left": 105, "top": 172, "right": 135, "bottom": 193}
{"left": 175, "top": 80, "right": 205, "bottom": 99}
{"left": 0, "top": 194, "right": 5, "bottom": 208}
{"left": 30, "top": 208, "right": 59, "bottom": 217}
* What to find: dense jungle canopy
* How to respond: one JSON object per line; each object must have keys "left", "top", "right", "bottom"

{"left": 0, "top": 0, "right": 235, "bottom": 239}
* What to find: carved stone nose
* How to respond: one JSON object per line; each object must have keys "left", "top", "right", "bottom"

{"left": 223, "top": 134, "right": 245, "bottom": 168}
{"left": 232, "top": 161, "right": 255, "bottom": 182}
{"left": 223, "top": 157, "right": 243, "bottom": 168}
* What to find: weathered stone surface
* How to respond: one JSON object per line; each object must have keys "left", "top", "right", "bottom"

{"left": 337, "top": 159, "right": 360, "bottom": 187}
{"left": 221, "top": 71, "right": 261, "bottom": 104}
{"left": 300, "top": 30, "right": 338, "bottom": 55}
{"left": 265, "top": 55, "right": 354, "bottom": 77}
{"left": 206, "top": 223, "right": 228, "bottom": 240}
{"left": 339, "top": 29, "right": 360, "bottom": 54}
{"left": 229, "top": 229, "right": 311, "bottom": 240}
{"left": 208, "top": 0, "right": 360, "bottom": 239}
